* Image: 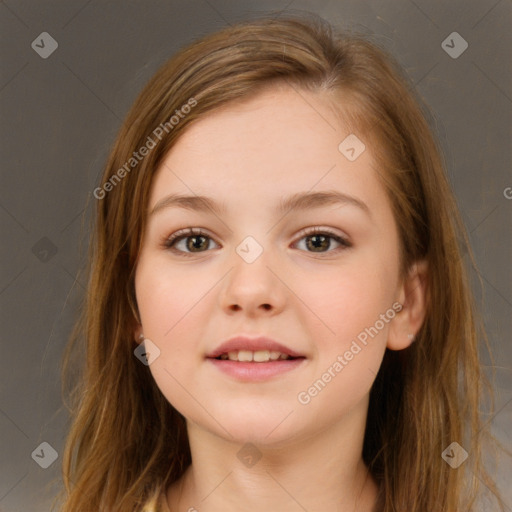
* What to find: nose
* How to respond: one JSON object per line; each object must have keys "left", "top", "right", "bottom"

{"left": 220, "top": 246, "right": 286, "bottom": 317}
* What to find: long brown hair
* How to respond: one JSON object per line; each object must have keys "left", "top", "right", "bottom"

{"left": 54, "top": 13, "right": 506, "bottom": 511}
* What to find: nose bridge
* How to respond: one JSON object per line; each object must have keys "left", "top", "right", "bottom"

{"left": 220, "top": 233, "right": 284, "bottom": 314}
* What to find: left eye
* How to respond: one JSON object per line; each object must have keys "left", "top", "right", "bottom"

{"left": 292, "top": 228, "right": 351, "bottom": 254}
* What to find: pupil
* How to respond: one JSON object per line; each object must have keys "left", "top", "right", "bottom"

{"left": 188, "top": 236, "right": 207, "bottom": 251}
{"left": 308, "top": 235, "right": 329, "bottom": 252}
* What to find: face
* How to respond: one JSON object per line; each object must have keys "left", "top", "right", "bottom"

{"left": 134, "top": 85, "right": 404, "bottom": 446}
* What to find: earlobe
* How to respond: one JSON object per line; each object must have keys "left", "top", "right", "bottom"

{"left": 387, "top": 259, "right": 428, "bottom": 351}
{"left": 133, "top": 322, "right": 144, "bottom": 344}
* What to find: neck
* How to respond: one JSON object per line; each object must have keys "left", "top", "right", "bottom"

{"left": 167, "top": 400, "right": 380, "bottom": 511}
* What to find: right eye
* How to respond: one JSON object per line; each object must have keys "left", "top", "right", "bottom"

{"left": 163, "top": 228, "right": 220, "bottom": 256}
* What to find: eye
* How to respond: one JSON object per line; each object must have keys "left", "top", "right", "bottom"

{"left": 293, "top": 227, "right": 351, "bottom": 254}
{"left": 163, "top": 228, "right": 219, "bottom": 256}
{"left": 162, "top": 226, "right": 352, "bottom": 257}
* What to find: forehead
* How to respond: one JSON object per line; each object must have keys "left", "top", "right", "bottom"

{"left": 162, "top": 86, "right": 349, "bottom": 171}
{"left": 148, "top": 86, "right": 384, "bottom": 218}
{"left": 146, "top": 87, "right": 402, "bottom": 234}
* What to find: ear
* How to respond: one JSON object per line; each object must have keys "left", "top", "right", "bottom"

{"left": 132, "top": 318, "right": 144, "bottom": 345}
{"left": 129, "top": 297, "right": 144, "bottom": 344}
{"left": 387, "top": 259, "right": 428, "bottom": 350}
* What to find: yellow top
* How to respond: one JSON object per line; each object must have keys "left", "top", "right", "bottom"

{"left": 141, "top": 489, "right": 171, "bottom": 512}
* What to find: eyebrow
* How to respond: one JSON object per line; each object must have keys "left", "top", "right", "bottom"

{"left": 150, "top": 190, "right": 371, "bottom": 218}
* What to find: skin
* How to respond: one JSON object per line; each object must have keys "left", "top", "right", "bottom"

{"left": 134, "top": 84, "right": 428, "bottom": 512}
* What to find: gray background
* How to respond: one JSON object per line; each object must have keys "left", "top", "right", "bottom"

{"left": 0, "top": 1, "right": 511, "bottom": 511}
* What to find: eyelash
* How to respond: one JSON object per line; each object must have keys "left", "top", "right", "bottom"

{"left": 162, "top": 227, "right": 352, "bottom": 257}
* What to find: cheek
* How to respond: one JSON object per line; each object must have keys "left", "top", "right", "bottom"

{"left": 295, "top": 271, "right": 390, "bottom": 415}
{"left": 135, "top": 257, "right": 208, "bottom": 339}
{"left": 135, "top": 259, "right": 210, "bottom": 414}
{"left": 295, "top": 261, "right": 395, "bottom": 341}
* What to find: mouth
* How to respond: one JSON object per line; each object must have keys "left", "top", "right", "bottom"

{"left": 213, "top": 349, "right": 301, "bottom": 362}
{"left": 206, "top": 336, "right": 306, "bottom": 381}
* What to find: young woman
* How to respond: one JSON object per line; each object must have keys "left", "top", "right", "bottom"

{"left": 55, "top": 13, "right": 506, "bottom": 512}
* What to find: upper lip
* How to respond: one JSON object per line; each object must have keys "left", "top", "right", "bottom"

{"left": 206, "top": 336, "right": 305, "bottom": 359}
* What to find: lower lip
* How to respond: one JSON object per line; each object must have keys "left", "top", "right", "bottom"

{"left": 207, "top": 358, "right": 305, "bottom": 381}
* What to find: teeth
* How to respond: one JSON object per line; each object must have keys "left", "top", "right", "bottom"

{"left": 253, "top": 350, "right": 269, "bottom": 362}
{"left": 221, "top": 350, "right": 291, "bottom": 362}
{"left": 238, "top": 350, "right": 253, "bottom": 362}
{"left": 269, "top": 351, "right": 281, "bottom": 360}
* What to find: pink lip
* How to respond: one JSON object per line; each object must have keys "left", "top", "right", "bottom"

{"left": 206, "top": 335, "right": 304, "bottom": 359}
{"left": 206, "top": 335, "right": 306, "bottom": 382}
{"left": 208, "top": 358, "right": 305, "bottom": 381}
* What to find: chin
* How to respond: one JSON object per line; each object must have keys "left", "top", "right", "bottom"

{"left": 210, "top": 407, "right": 304, "bottom": 447}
